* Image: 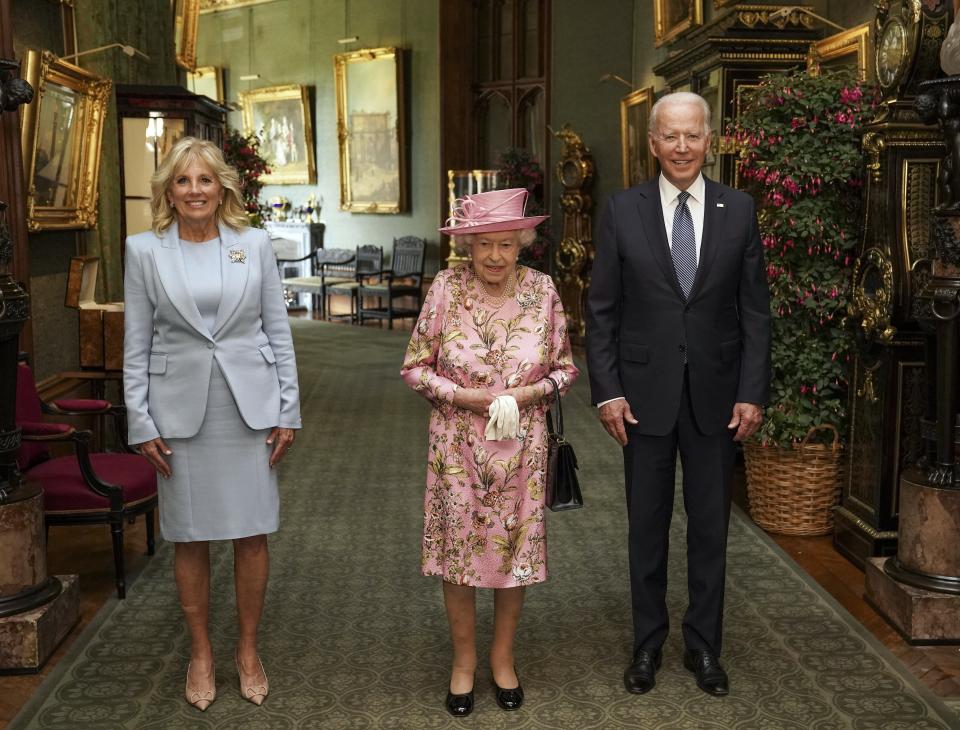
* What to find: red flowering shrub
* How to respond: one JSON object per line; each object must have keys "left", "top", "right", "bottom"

{"left": 726, "top": 69, "right": 877, "bottom": 446}
{"left": 222, "top": 128, "right": 270, "bottom": 228}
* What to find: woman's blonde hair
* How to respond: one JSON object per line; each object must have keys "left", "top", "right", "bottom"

{"left": 150, "top": 136, "right": 249, "bottom": 235}
{"left": 453, "top": 227, "right": 537, "bottom": 257}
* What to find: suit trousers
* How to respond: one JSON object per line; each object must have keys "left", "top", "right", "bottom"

{"left": 623, "top": 369, "right": 736, "bottom": 656}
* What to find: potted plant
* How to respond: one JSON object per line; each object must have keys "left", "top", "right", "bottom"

{"left": 726, "top": 68, "right": 876, "bottom": 535}
{"left": 222, "top": 128, "right": 271, "bottom": 228}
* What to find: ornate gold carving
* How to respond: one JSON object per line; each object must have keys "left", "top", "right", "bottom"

{"left": 737, "top": 7, "right": 814, "bottom": 31}
{"left": 850, "top": 247, "right": 897, "bottom": 344}
{"left": 834, "top": 505, "right": 898, "bottom": 539}
{"left": 857, "top": 367, "right": 879, "bottom": 403}
{"left": 552, "top": 125, "right": 594, "bottom": 344}
{"left": 863, "top": 131, "right": 886, "bottom": 183}
{"left": 901, "top": 159, "right": 939, "bottom": 268}
{"left": 19, "top": 50, "right": 111, "bottom": 231}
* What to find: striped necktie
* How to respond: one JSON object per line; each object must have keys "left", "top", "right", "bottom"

{"left": 671, "top": 190, "right": 697, "bottom": 299}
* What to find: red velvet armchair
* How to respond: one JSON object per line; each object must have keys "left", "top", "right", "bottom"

{"left": 15, "top": 362, "right": 157, "bottom": 599}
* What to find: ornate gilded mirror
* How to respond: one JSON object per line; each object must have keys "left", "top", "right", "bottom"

{"left": 19, "top": 50, "right": 111, "bottom": 231}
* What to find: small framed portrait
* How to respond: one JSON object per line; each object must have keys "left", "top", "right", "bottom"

{"left": 19, "top": 50, "right": 112, "bottom": 231}
{"left": 620, "top": 87, "right": 656, "bottom": 188}
{"left": 654, "top": 0, "right": 703, "bottom": 46}
{"left": 174, "top": 0, "right": 199, "bottom": 71}
{"left": 187, "top": 66, "right": 225, "bottom": 103}
{"left": 239, "top": 84, "right": 316, "bottom": 185}
{"left": 807, "top": 24, "right": 874, "bottom": 82}
{"left": 334, "top": 47, "right": 407, "bottom": 213}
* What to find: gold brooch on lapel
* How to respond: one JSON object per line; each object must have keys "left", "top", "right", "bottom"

{"left": 228, "top": 248, "right": 247, "bottom": 264}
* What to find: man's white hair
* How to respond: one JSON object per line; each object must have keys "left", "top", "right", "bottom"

{"left": 649, "top": 92, "right": 712, "bottom": 137}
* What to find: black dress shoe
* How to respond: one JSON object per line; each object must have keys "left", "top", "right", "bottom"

{"left": 493, "top": 676, "right": 524, "bottom": 711}
{"left": 445, "top": 689, "right": 474, "bottom": 717}
{"left": 683, "top": 649, "right": 729, "bottom": 696}
{"left": 623, "top": 647, "right": 663, "bottom": 694}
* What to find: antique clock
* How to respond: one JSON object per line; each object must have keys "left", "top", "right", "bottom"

{"left": 835, "top": 0, "right": 952, "bottom": 566}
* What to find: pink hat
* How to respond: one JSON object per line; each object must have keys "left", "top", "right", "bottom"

{"left": 439, "top": 188, "right": 548, "bottom": 236}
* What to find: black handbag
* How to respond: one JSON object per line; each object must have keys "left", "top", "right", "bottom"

{"left": 545, "top": 377, "right": 583, "bottom": 511}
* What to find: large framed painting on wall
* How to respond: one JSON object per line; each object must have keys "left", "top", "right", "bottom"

{"left": 334, "top": 47, "right": 407, "bottom": 214}
{"left": 654, "top": 0, "right": 703, "bottom": 46}
{"left": 239, "top": 84, "right": 316, "bottom": 185}
{"left": 19, "top": 50, "right": 111, "bottom": 231}
{"left": 620, "top": 86, "right": 656, "bottom": 188}
{"left": 174, "top": 0, "right": 199, "bottom": 71}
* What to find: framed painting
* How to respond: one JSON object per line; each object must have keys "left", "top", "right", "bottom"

{"left": 620, "top": 86, "right": 656, "bottom": 188}
{"left": 19, "top": 50, "right": 111, "bottom": 231}
{"left": 334, "top": 47, "right": 407, "bottom": 213}
{"left": 239, "top": 84, "right": 316, "bottom": 185}
{"left": 807, "top": 23, "right": 874, "bottom": 82}
{"left": 654, "top": 0, "right": 703, "bottom": 47}
{"left": 174, "top": 0, "right": 199, "bottom": 71}
{"left": 187, "top": 66, "right": 224, "bottom": 103}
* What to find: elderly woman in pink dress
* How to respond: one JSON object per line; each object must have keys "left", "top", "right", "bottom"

{"left": 401, "top": 188, "right": 579, "bottom": 717}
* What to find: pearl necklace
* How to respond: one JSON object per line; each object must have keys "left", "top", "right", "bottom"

{"left": 478, "top": 269, "right": 516, "bottom": 310}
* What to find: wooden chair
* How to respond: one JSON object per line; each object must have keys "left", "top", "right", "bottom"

{"left": 326, "top": 245, "right": 383, "bottom": 323}
{"left": 280, "top": 248, "right": 356, "bottom": 318}
{"left": 358, "top": 236, "right": 426, "bottom": 329}
{"left": 15, "top": 362, "right": 157, "bottom": 599}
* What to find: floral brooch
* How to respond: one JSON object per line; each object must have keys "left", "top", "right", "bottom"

{"left": 228, "top": 248, "right": 247, "bottom": 264}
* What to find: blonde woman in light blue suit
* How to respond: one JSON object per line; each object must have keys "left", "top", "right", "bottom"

{"left": 123, "top": 137, "right": 300, "bottom": 711}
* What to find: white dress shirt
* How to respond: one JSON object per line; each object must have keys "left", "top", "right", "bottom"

{"left": 597, "top": 173, "right": 706, "bottom": 409}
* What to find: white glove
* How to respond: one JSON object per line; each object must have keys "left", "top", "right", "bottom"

{"left": 485, "top": 395, "right": 520, "bottom": 441}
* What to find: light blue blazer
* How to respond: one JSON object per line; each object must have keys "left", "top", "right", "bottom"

{"left": 123, "top": 221, "right": 302, "bottom": 445}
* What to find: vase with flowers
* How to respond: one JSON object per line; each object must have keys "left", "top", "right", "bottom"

{"left": 496, "top": 147, "right": 550, "bottom": 271}
{"left": 222, "top": 128, "right": 271, "bottom": 228}
{"left": 726, "top": 68, "right": 877, "bottom": 534}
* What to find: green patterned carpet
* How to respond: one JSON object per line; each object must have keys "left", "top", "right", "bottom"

{"left": 11, "top": 320, "right": 960, "bottom": 729}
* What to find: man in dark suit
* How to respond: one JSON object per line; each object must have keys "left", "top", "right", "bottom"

{"left": 586, "top": 92, "right": 771, "bottom": 697}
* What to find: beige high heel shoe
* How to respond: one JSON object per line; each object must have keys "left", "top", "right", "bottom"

{"left": 184, "top": 662, "right": 216, "bottom": 711}
{"left": 235, "top": 651, "right": 269, "bottom": 706}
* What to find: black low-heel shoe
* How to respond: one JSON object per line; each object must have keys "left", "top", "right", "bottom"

{"left": 445, "top": 689, "right": 474, "bottom": 717}
{"left": 493, "top": 680, "right": 524, "bottom": 711}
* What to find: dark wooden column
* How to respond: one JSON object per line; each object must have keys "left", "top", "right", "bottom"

{"left": 438, "top": 0, "right": 476, "bottom": 263}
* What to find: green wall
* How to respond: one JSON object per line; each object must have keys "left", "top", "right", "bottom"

{"left": 549, "top": 0, "right": 636, "bottom": 235}
{"left": 196, "top": 0, "right": 442, "bottom": 272}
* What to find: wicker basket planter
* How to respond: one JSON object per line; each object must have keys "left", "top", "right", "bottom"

{"left": 743, "top": 424, "right": 844, "bottom": 536}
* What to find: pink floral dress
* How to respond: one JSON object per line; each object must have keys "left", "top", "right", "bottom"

{"left": 401, "top": 264, "right": 579, "bottom": 588}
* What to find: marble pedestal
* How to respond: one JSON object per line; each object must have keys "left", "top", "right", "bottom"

{"left": 0, "top": 574, "right": 79, "bottom": 673}
{"left": 865, "top": 558, "right": 960, "bottom": 642}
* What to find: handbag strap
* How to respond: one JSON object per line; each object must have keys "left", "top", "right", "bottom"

{"left": 546, "top": 377, "right": 563, "bottom": 436}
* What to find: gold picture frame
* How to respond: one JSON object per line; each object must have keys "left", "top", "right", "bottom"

{"left": 187, "top": 66, "right": 224, "bottom": 103}
{"left": 334, "top": 47, "right": 407, "bottom": 214}
{"left": 654, "top": 0, "right": 703, "bottom": 46}
{"left": 19, "top": 49, "right": 111, "bottom": 231}
{"left": 239, "top": 84, "right": 316, "bottom": 185}
{"left": 807, "top": 23, "right": 874, "bottom": 82}
{"left": 620, "top": 86, "right": 656, "bottom": 188}
{"left": 174, "top": 0, "right": 199, "bottom": 71}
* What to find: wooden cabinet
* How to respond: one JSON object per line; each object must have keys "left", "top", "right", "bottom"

{"left": 115, "top": 84, "right": 227, "bottom": 242}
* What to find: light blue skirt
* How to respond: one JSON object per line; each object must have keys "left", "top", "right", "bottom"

{"left": 159, "top": 360, "right": 279, "bottom": 542}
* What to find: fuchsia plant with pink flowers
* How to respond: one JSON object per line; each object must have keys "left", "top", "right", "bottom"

{"left": 727, "top": 69, "right": 876, "bottom": 446}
